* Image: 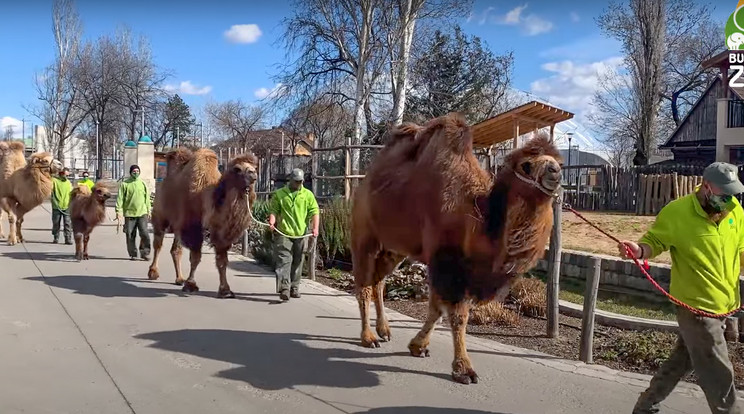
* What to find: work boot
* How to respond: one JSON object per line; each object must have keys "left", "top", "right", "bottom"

{"left": 290, "top": 288, "right": 301, "bottom": 299}
{"left": 279, "top": 289, "right": 290, "bottom": 301}
{"left": 64, "top": 239, "right": 72, "bottom": 245}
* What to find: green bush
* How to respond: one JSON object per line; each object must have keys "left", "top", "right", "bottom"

{"left": 318, "top": 197, "right": 352, "bottom": 267}
{"left": 247, "top": 199, "right": 275, "bottom": 267}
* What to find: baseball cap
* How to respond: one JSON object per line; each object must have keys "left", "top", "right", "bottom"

{"left": 289, "top": 168, "right": 304, "bottom": 181}
{"left": 703, "top": 162, "right": 744, "bottom": 195}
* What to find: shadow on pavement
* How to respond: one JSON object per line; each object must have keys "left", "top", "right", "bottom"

{"left": 23, "top": 274, "right": 283, "bottom": 304}
{"left": 353, "top": 408, "right": 513, "bottom": 414}
{"left": 135, "top": 329, "right": 451, "bottom": 391}
{"left": 4, "top": 251, "right": 133, "bottom": 262}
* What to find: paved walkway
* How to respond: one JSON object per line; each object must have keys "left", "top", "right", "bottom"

{"left": 0, "top": 203, "right": 714, "bottom": 413}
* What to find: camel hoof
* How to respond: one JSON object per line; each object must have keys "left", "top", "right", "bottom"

{"left": 83, "top": 254, "right": 89, "bottom": 260}
{"left": 217, "top": 289, "right": 235, "bottom": 299}
{"left": 182, "top": 281, "right": 199, "bottom": 293}
{"left": 174, "top": 278, "right": 184, "bottom": 286}
{"left": 408, "top": 343, "right": 430, "bottom": 358}
{"left": 147, "top": 268, "right": 160, "bottom": 281}
{"left": 376, "top": 326, "right": 392, "bottom": 342}
{"left": 361, "top": 335, "right": 381, "bottom": 348}
{"left": 452, "top": 370, "right": 479, "bottom": 385}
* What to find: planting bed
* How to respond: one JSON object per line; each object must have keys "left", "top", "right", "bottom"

{"left": 314, "top": 269, "right": 744, "bottom": 389}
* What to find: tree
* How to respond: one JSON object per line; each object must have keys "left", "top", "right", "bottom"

{"left": 405, "top": 25, "right": 514, "bottom": 124}
{"left": 145, "top": 94, "right": 195, "bottom": 150}
{"left": 205, "top": 99, "right": 267, "bottom": 152}
{"left": 593, "top": 0, "right": 722, "bottom": 165}
{"left": 4, "top": 125, "right": 15, "bottom": 141}
{"left": 27, "top": 0, "right": 88, "bottom": 162}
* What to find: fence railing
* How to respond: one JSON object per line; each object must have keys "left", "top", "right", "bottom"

{"left": 311, "top": 138, "right": 384, "bottom": 200}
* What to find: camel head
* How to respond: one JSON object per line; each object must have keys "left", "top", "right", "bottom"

{"left": 92, "top": 185, "right": 112, "bottom": 204}
{"left": 224, "top": 153, "right": 259, "bottom": 192}
{"left": 503, "top": 133, "right": 562, "bottom": 197}
{"left": 29, "top": 152, "right": 63, "bottom": 175}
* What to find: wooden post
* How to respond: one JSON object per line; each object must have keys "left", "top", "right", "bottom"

{"left": 546, "top": 187, "right": 563, "bottom": 338}
{"left": 580, "top": 257, "right": 602, "bottom": 363}
{"left": 308, "top": 236, "right": 317, "bottom": 281}
{"left": 512, "top": 118, "right": 520, "bottom": 149}
{"left": 344, "top": 136, "right": 351, "bottom": 200}
{"left": 311, "top": 134, "right": 318, "bottom": 196}
{"left": 549, "top": 123, "right": 555, "bottom": 143}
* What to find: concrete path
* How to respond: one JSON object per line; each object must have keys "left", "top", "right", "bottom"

{"left": 0, "top": 203, "right": 714, "bottom": 414}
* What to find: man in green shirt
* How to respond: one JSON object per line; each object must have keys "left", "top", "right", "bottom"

{"left": 115, "top": 164, "right": 152, "bottom": 261}
{"left": 620, "top": 162, "right": 744, "bottom": 414}
{"left": 268, "top": 168, "right": 320, "bottom": 301}
{"left": 51, "top": 167, "right": 73, "bottom": 244}
{"left": 77, "top": 170, "right": 95, "bottom": 191}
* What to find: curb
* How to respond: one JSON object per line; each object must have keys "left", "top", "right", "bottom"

{"left": 558, "top": 300, "right": 678, "bottom": 333}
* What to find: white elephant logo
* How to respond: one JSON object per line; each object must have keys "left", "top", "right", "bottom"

{"left": 728, "top": 32, "right": 744, "bottom": 50}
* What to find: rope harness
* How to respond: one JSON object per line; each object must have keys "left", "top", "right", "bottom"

{"left": 514, "top": 169, "right": 743, "bottom": 319}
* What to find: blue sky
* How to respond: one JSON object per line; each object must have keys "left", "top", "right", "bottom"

{"left": 0, "top": 0, "right": 734, "bottom": 144}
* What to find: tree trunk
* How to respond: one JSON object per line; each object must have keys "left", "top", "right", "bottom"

{"left": 390, "top": 0, "right": 417, "bottom": 126}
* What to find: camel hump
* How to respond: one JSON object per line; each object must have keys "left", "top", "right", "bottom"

{"left": 166, "top": 148, "right": 194, "bottom": 167}
{"left": 8, "top": 141, "right": 25, "bottom": 152}
{"left": 383, "top": 122, "right": 424, "bottom": 146}
{"left": 71, "top": 184, "right": 92, "bottom": 199}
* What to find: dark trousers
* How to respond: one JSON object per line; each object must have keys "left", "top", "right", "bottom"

{"left": 124, "top": 216, "right": 151, "bottom": 258}
{"left": 633, "top": 306, "right": 741, "bottom": 414}
{"left": 52, "top": 208, "right": 71, "bottom": 242}
{"left": 274, "top": 235, "right": 306, "bottom": 293}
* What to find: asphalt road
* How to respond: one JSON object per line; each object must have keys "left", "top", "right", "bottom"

{"left": 0, "top": 203, "right": 713, "bottom": 413}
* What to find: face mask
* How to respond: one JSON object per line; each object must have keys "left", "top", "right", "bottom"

{"left": 131, "top": 172, "right": 140, "bottom": 179}
{"left": 705, "top": 186, "right": 734, "bottom": 213}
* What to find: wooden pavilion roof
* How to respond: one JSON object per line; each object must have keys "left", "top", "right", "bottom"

{"left": 471, "top": 100, "right": 574, "bottom": 148}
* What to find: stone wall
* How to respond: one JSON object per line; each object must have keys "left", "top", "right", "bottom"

{"left": 533, "top": 248, "right": 671, "bottom": 301}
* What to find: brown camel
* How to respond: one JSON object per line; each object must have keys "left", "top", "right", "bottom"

{"left": 147, "top": 147, "right": 258, "bottom": 297}
{"left": 0, "top": 151, "right": 63, "bottom": 245}
{"left": 0, "top": 141, "right": 26, "bottom": 240}
{"left": 351, "top": 112, "right": 562, "bottom": 384}
{"left": 69, "top": 184, "right": 112, "bottom": 261}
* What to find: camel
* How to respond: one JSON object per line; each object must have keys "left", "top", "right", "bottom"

{"left": 0, "top": 150, "right": 63, "bottom": 245}
{"left": 0, "top": 141, "right": 26, "bottom": 240}
{"left": 147, "top": 147, "right": 258, "bottom": 298}
{"left": 69, "top": 184, "right": 112, "bottom": 261}
{"left": 351, "top": 112, "right": 562, "bottom": 384}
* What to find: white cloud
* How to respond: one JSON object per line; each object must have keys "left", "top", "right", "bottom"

{"left": 570, "top": 12, "right": 580, "bottom": 23}
{"left": 529, "top": 57, "right": 625, "bottom": 125}
{"left": 224, "top": 24, "right": 262, "bottom": 44}
{"left": 471, "top": 4, "right": 553, "bottom": 36}
{"left": 254, "top": 83, "right": 287, "bottom": 100}
{"left": 0, "top": 116, "right": 23, "bottom": 139}
{"left": 164, "top": 81, "right": 213, "bottom": 96}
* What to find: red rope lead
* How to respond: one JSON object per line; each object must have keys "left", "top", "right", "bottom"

{"left": 562, "top": 204, "right": 743, "bottom": 319}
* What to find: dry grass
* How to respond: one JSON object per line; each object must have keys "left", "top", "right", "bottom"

{"left": 510, "top": 277, "right": 547, "bottom": 318}
{"left": 561, "top": 211, "right": 671, "bottom": 264}
{"left": 470, "top": 302, "right": 520, "bottom": 327}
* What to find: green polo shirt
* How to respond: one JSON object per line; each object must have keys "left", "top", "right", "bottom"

{"left": 78, "top": 178, "right": 95, "bottom": 190}
{"left": 639, "top": 191, "right": 744, "bottom": 315}
{"left": 268, "top": 185, "right": 319, "bottom": 237}
{"left": 51, "top": 177, "right": 73, "bottom": 210}
{"left": 115, "top": 177, "right": 151, "bottom": 218}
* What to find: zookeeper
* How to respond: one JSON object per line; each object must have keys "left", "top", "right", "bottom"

{"left": 51, "top": 167, "right": 73, "bottom": 245}
{"left": 115, "top": 164, "right": 152, "bottom": 261}
{"left": 619, "top": 161, "right": 744, "bottom": 414}
{"left": 268, "top": 168, "right": 319, "bottom": 301}
{"left": 77, "top": 170, "right": 95, "bottom": 190}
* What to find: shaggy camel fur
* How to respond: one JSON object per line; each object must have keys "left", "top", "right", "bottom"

{"left": 0, "top": 151, "right": 62, "bottom": 245}
{"left": 69, "top": 184, "right": 112, "bottom": 261}
{"left": 147, "top": 147, "right": 258, "bottom": 297}
{"left": 0, "top": 141, "right": 26, "bottom": 240}
{"left": 351, "top": 112, "right": 562, "bottom": 384}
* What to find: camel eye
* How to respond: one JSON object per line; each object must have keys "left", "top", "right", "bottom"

{"left": 520, "top": 162, "right": 531, "bottom": 175}
{"left": 232, "top": 166, "right": 242, "bottom": 174}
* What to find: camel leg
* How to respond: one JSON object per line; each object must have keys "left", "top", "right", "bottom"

{"left": 215, "top": 249, "right": 234, "bottom": 298}
{"left": 83, "top": 233, "right": 90, "bottom": 260}
{"left": 447, "top": 301, "right": 478, "bottom": 385}
{"left": 372, "top": 252, "right": 405, "bottom": 343}
{"left": 15, "top": 210, "right": 27, "bottom": 243}
{"left": 408, "top": 294, "right": 444, "bottom": 358}
{"left": 353, "top": 246, "right": 380, "bottom": 348}
{"left": 0, "top": 210, "right": 5, "bottom": 239}
{"left": 182, "top": 248, "right": 204, "bottom": 294}
{"left": 74, "top": 232, "right": 84, "bottom": 261}
{"left": 5, "top": 200, "right": 18, "bottom": 245}
{"left": 147, "top": 230, "right": 166, "bottom": 281}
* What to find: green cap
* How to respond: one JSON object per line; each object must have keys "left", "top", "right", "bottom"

{"left": 289, "top": 168, "right": 304, "bottom": 181}
{"left": 703, "top": 162, "right": 744, "bottom": 195}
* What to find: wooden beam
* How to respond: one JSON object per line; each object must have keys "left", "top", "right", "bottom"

{"left": 579, "top": 257, "right": 602, "bottom": 363}
{"left": 512, "top": 117, "right": 519, "bottom": 149}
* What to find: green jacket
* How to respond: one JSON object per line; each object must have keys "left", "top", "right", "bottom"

{"left": 115, "top": 177, "right": 151, "bottom": 218}
{"left": 639, "top": 190, "right": 744, "bottom": 314}
{"left": 268, "top": 185, "right": 319, "bottom": 237}
{"left": 51, "top": 177, "right": 73, "bottom": 211}
{"left": 78, "top": 178, "right": 95, "bottom": 190}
